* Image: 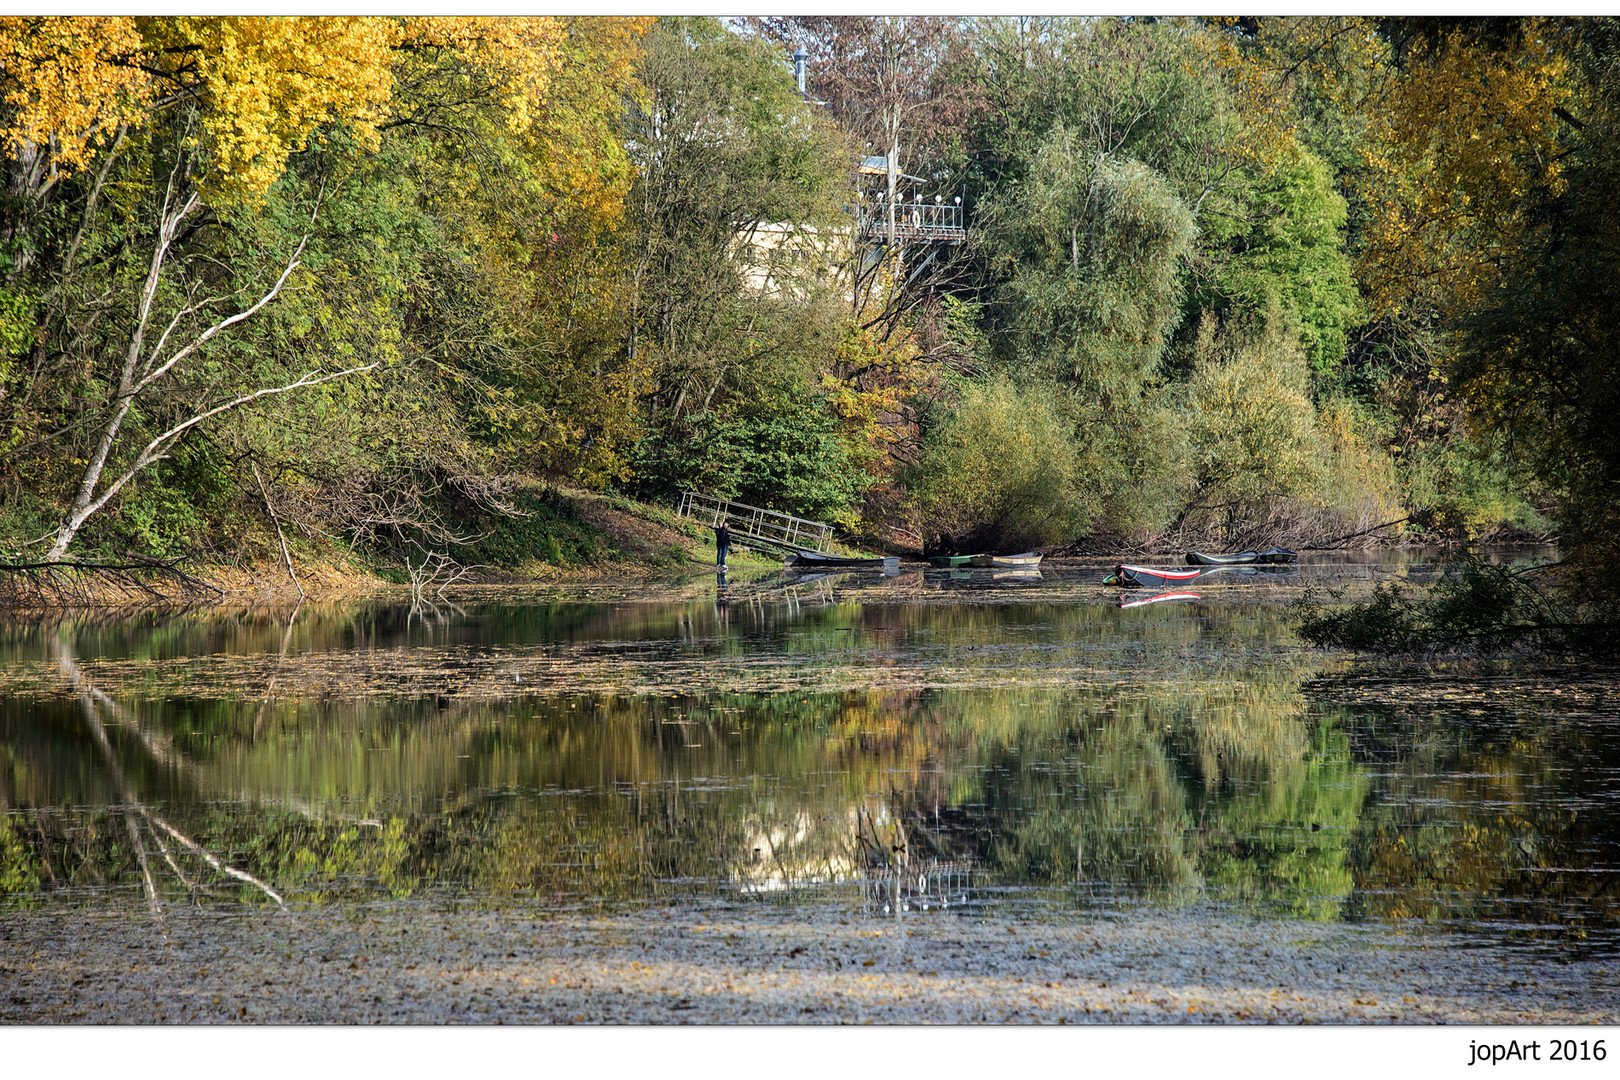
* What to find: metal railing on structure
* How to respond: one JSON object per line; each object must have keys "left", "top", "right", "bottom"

{"left": 857, "top": 202, "right": 965, "bottom": 244}
{"left": 677, "top": 492, "right": 834, "bottom": 554}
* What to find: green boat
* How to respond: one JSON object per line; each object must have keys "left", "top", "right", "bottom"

{"left": 929, "top": 554, "right": 982, "bottom": 568}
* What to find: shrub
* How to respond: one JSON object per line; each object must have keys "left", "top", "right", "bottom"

{"left": 1400, "top": 439, "right": 1549, "bottom": 544}
{"left": 1185, "top": 321, "right": 1325, "bottom": 504}
{"left": 1296, "top": 557, "right": 1615, "bottom": 655}
{"left": 907, "top": 376, "right": 1088, "bottom": 551}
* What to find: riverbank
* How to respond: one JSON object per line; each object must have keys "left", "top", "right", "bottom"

{"left": 2, "top": 902, "right": 1612, "bottom": 1024}
{"left": 7, "top": 486, "right": 1469, "bottom": 611}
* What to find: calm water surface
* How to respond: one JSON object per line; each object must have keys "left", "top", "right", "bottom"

{"left": 2, "top": 553, "right": 1615, "bottom": 955}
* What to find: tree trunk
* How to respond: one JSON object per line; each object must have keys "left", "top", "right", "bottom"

{"left": 42, "top": 176, "right": 368, "bottom": 561}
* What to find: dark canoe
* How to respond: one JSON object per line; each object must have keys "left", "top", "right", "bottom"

{"left": 1119, "top": 590, "right": 1201, "bottom": 609}
{"left": 929, "top": 554, "right": 981, "bottom": 568}
{"left": 789, "top": 550, "right": 899, "bottom": 570}
{"left": 968, "top": 552, "right": 1043, "bottom": 569}
{"left": 1186, "top": 550, "right": 1258, "bottom": 566}
{"left": 1185, "top": 547, "right": 1299, "bottom": 566}
{"left": 1104, "top": 564, "right": 1204, "bottom": 588}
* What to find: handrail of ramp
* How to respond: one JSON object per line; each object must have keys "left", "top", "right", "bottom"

{"left": 676, "top": 492, "right": 834, "bottom": 554}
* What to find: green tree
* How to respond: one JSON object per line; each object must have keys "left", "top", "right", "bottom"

{"left": 1214, "top": 144, "right": 1362, "bottom": 380}
{"left": 972, "top": 142, "right": 1198, "bottom": 538}
{"left": 626, "top": 18, "right": 852, "bottom": 421}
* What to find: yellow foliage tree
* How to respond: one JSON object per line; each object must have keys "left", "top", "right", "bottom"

{"left": 136, "top": 17, "right": 570, "bottom": 202}
{"left": 397, "top": 16, "right": 653, "bottom": 484}
{"left": 0, "top": 16, "right": 149, "bottom": 177}
{"left": 3, "top": 16, "right": 574, "bottom": 205}
{"left": 1201, "top": 17, "right": 1389, "bottom": 178}
{"left": 1356, "top": 22, "right": 1574, "bottom": 322}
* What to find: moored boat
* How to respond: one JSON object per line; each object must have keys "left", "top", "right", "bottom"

{"left": 1107, "top": 563, "right": 1295, "bottom": 587}
{"left": 929, "top": 553, "right": 981, "bottom": 568}
{"left": 968, "top": 551, "right": 1043, "bottom": 569}
{"left": 789, "top": 550, "right": 899, "bottom": 570}
{"left": 1104, "top": 564, "right": 1203, "bottom": 588}
{"left": 1186, "top": 550, "right": 1258, "bottom": 566}
{"left": 1185, "top": 547, "right": 1297, "bottom": 566}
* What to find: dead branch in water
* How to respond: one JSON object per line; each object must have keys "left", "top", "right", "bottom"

{"left": 0, "top": 557, "right": 221, "bottom": 608}
{"left": 1307, "top": 516, "right": 1411, "bottom": 550}
{"left": 405, "top": 551, "right": 480, "bottom": 603}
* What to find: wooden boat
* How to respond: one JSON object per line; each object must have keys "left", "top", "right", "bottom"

{"left": 1104, "top": 564, "right": 1203, "bottom": 588}
{"left": 788, "top": 550, "right": 899, "bottom": 570}
{"left": 929, "top": 554, "right": 981, "bottom": 568}
{"left": 1119, "top": 590, "right": 1200, "bottom": 609}
{"left": 1185, "top": 547, "right": 1297, "bottom": 566}
{"left": 968, "top": 551, "right": 1043, "bottom": 569}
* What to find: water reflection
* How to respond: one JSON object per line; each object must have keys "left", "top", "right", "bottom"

{"left": 0, "top": 589, "right": 1614, "bottom": 954}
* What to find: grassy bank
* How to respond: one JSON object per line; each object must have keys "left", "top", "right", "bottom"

{"left": 1, "top": 487, "right": 888, "bottom": 607}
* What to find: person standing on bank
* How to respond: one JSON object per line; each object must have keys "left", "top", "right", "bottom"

{"left": 714, "top": 519, "right": 731, "bottom": 567}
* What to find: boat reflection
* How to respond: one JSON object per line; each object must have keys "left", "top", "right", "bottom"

{"left": 1119, "top": 591, "right": 1200, "bottom": 609}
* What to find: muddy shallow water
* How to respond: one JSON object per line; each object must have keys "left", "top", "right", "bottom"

{"left": 2, "top": 548, "right": 1617, "bottom": 1023}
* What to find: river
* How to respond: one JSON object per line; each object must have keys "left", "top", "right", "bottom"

{"left": 1, "top": 551, "right": 1616, "bottom": 1022}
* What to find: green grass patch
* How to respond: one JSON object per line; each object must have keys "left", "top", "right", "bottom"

{"left": 450, "top": 488, "right": 613, "bottom": 570}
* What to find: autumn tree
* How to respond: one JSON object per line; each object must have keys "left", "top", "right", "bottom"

{"left": 0, "top": 17, "right": 600, "bottom": 562}
{"left": 1454, "top": 18, "right": 1620, "bottom": 608}
{"left": 1355, "top": 18, "right": 1574, "bottom": 324}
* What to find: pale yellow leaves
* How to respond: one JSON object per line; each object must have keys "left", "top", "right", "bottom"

{"left": 151, "top": 17, "right": 398, "bottom": 199}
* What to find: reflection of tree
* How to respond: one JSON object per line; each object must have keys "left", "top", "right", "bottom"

{"left": 51, "top": 631, "right": 284, "bottom": 913}
{"left": 6, "top": 599, "right": 1615, "bottom": 937}
{"left": 3, "top": 665, "right": 1375, "bottom": 913}
{"left": 1193, "top": 723, "right": 1364, "bottom": 920}
{"left": 0, "top": 614, "right": 427, "bottom": 907}
{"left": 1336, "top": 703, "right": 1620, "bottom": 942}
{"left": 0, "top": 607, "right": 1378, "bottom": 917}
{"left": 876, "top": 681, "right": 1365, "bottom": 916}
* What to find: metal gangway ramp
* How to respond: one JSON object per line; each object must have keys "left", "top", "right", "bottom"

{"left": 676, "top": 492, "right": 834, "bottom": 554}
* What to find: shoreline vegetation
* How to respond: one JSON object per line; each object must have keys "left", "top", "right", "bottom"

{"left": 2, "top": 17, "right": 1615, "bottom": 651}
{"left": 1, "top": 483, "right": 1451, "bottom": 611}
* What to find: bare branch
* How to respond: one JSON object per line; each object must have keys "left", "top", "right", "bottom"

{"left": 252, "top": 460, "right": 304, "bottom": 597}
{"left": 49, "top": 363, "right": 376, "bottom": 560}
{"left": 130, "top": 235, "right": 309, "bottom": 399}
